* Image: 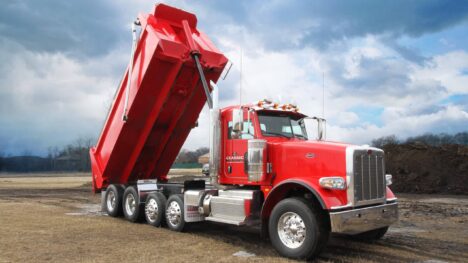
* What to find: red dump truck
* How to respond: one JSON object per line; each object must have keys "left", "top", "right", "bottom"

{"left": 90, "top": 4, "right": 398, "bottom": 260}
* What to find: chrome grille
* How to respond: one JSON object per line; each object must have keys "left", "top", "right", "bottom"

{"left": 353, "top": 150, "right": 385, "bottom": 205}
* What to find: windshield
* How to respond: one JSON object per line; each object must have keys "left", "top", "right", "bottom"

{"left": 257, "top": 113, "right": 308, "bottom": 139}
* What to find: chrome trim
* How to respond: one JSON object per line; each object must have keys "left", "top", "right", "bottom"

{"left": 386, "top": 197, "right": 398, "bottom": 202}
{"left": 346, "top": 145, "right": 386, "bottom": 207}
{"left": 209, "top": 82, "right": 228, "bottom": 190}
{"left": 166, "top": 200, "right": 182, "bottom": 227}
{"left": 184, "top": 190, "right": 205, "bottom": 222}
{"left": 346, "top": 146, "right": 355, "bottom": 207}
{"left": 106, "top": 190, "right": 116, "bottom": 212}
{"left": 247, "top": 139, "right": 266, "bottom": 182}
{"left": 330, "top": 203, "right": 398, "bottom": 234}
{"left": 330, "top": 203, "right": 353, "bottom": 210}
{"left": 124, "top": 192, "right": 137, "bottom": 216}
{"left": 145, "top": 198, "right": 160, "bottom": 224}
{"left": 302, "top": 117, "right": 326, "bottom": 140}
{"left": 277, "top": 212, "right": 307, "bottom": 249}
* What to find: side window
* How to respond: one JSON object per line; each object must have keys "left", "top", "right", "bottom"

{"left": 228, "top": 121, "right": 255, "bottom": 139}
{"left": 281, "top": 126, "right": 292, "bottom": 134}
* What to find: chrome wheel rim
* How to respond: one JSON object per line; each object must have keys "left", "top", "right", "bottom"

{"left": 166, "top": 200, "right": 182, "bottom": 227}
{"left": 106, "top": 190, "right": 116, "bottom": 212}
{"left": 277, "top": 212, "right": 307, "bottom": 249}
{"left": 145, "top": 198, "right": 159, "bottom": 223}
{"left": 125, "top": 193, "right": 137, "bottom": 216}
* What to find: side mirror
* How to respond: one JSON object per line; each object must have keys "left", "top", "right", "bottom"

{"left": 232, "top": 109, "right": 244, "bottom": 133}
{"left": 303, "top": 117, "right": 327, "bottom": 141}
{"left": 316, "top": 118, "right": 326, "bottom": 141}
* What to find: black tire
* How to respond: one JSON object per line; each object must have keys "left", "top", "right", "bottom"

{"left": 144, "top": 192, "right": 167, "bottom": 227}
{"left": 351, "top": 227, "right": 388, "bottom": 241}
{"left": 105, "top": 184, "right": 123, "bottom": 217}
{"left": 122, "top": 186, "right": 143, "bottom": 222}
{"left": 268, "top": 197, "right": 330, "bottom": 260}
{"left": 165, "top": 194, "right": 185, "bottom": 232}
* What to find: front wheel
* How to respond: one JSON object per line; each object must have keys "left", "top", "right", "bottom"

{"left": 268, "top": 197, "right": 329, "bottom": 260}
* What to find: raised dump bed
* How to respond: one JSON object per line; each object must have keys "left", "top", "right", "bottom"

{"left": 90, "top": 4, "right": 228, "bottom": 192}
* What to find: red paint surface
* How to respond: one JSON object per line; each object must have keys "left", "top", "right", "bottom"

{"left": 90, "top": 4, "right": 227, "bottom": 192}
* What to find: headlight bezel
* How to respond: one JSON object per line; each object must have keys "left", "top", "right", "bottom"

{"left": 319, "top": 177, "right": 347, "bottom": 190}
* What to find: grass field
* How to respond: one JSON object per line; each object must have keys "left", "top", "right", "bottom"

{"left": 0, "top": 172, "right": 467, "bottom": 262}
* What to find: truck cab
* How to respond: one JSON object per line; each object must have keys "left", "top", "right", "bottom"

{"left": 207, "top": 101, "right": 398, "bottom": 258}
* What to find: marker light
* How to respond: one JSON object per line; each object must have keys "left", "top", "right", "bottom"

{"left": 319, "top": 177, "right": 346, "bottom": 190}
{"left": 386, "top": 174, "right": 393, "bottom": 186}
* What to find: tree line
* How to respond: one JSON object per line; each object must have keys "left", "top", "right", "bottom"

{"left": 371, "top": 132, "right": 468, "bottom": 148}
{"left": 0, "top": 138, "right": 209, "bottom": 173}
{"left": 1, "top": 132, "right": 466, "bottom": 172}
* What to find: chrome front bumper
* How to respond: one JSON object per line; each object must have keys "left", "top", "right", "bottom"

{"left": 329, "top": 203, "right": 398, "bottom": 234}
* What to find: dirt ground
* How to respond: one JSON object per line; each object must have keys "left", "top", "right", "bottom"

{"left": 0, "top": 173, "right": 467, "bottom": 263}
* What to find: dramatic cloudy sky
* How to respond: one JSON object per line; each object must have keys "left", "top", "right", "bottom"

{"left": 1, "top": 0, "right": 468, "bottom": 156}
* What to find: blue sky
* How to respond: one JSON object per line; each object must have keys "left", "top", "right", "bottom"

{"left": 1, "top": 0, "right": 468, "bottom": 155}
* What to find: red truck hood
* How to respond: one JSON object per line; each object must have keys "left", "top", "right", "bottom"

{"left": 266, "top": 139, "right": 350, "bottom": 208}
{"left": 267, "top": 139, "right": 350, "bottom": 180}
{"left": 268, "top": 139, "right": 350, "bottom": 157}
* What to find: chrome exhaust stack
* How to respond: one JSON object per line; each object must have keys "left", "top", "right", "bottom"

{"left": 208, "top": 81, "right": 227, "bottom": 189}
{"left": 191, "top": 42, "right": 226, "bottom": 190}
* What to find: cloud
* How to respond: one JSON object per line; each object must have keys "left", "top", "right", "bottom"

{"left": 330, "top": 105, "right": 468, "bottom": 144}
{"left": 187, "top": 0, "right": 468, "bottom": 50}
{"left": 0, "top": 40, "right": 128, "bottom": 155}
{"left": 0, "top": 0, "right": 123, "bottom": 57}
{"left": 0, "top": 1, "right": 467, "bottom": 155}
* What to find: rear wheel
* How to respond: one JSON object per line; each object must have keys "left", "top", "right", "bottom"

{"left": 165, "top": 194, "right": 185, "bottom": 232}
{"left": 351, "top": 226, "right": 388, "bottom": 241}
{"left": 145, "top": 192, "right": 167, "bottom": 227}
{"left": 105, "top": 184, "right": 123, "bottom": 217}
{"left": 269, "top": 197, "right": 329, "bottom": 260}
{"left": 123, "top": 186, "right": 143, "bottom": 222}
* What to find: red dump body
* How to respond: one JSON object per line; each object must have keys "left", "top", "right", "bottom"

{"left": 90, "top": 4, "right": 228, "bottom": 192}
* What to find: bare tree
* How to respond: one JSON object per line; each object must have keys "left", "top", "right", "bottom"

{"left": 371, "top": 135, "right": 399, "bottom": 148}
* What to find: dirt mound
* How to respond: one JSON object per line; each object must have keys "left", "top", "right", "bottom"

{"left": 383, "top": 143, "right": 468, "bottom": 194}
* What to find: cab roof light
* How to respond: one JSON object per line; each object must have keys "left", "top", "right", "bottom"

{"left": 252, "top": 99, "right": 301, "bottom": 112}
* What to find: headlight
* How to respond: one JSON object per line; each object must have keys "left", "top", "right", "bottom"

{"left": 386, "top": 174, "right": 392, "bottom": 186}
{"left": 319, "top": 177, "right": 346, "bottom": 190}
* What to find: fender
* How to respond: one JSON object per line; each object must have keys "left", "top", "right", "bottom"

{"left": 262, "top": 179, "right": 326, "bottom": 217}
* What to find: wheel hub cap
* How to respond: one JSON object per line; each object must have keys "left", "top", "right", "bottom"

{"left": 107, "top": 191, "right": 116, "bottom": 211}
{"left": 166, "top": 201, "right": 181, "bottom": 227}
{"left": 277, "top": 212, "right": 307, "bottom": 249}
{"left": 125, "top": 193, "right": 136, "bottom": 216}
{"left": 145, "top": 199, "right": 159, "bottom": 222}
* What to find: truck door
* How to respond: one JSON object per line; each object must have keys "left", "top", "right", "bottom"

{"left": 224, "top": 109, "right": 255, "bottom": 182}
